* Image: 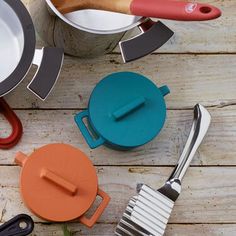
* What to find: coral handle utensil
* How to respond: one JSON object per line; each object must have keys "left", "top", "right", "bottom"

{"left": 131, "top": 0, "right": 221, "bottom": 21}
{"left": 52, "top": 0, "right": 221, "bottom": 21}
{"left": 0, "top": 98, "right": 23, "bottom": 149}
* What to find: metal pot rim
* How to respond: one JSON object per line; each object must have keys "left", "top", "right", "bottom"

{"left": 0, "top": 0, "right": 36, "bottom": 97}
{"left": 46, "top": 0, "right": 147, "bottom": 34}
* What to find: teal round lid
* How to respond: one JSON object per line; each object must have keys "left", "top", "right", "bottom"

{"left": 87, "top": 72, "right": 170, "bottom": 148}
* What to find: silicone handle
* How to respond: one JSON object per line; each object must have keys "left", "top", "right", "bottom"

{"left": 28, "top": 47, "right": 64, "bottom": 100}
{"left": 130, "top": 0, "right": 221, "bottom": 21}
{"left": 74, "top": 111, "right": 105, "bottom": 149}
{"left": 15, "top": 152, "right": 28, "bottom": 167}
{"left": 79, "top": 189, "right": 110, "bottom": 228}
{"left": 120, "top": 20, "right": 174, "bottom": 63}
{"left": 112, "top": 97, "right": 146, "bottom": 120}
{"left": 0, "top": 98, "right": 23, "bottom": 149}
{"left": 40, "top": 168, "right": 78, "bottom": 195}
{"left": 159, "top": 85, "right": 170, "bottom": 97}
{"left": 0, "top": 214, "right": 34, "bottom": 236}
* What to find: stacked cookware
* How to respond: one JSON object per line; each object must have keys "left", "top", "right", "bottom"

{"left": 0, "top": 0, "right": 221, "bottom": 235}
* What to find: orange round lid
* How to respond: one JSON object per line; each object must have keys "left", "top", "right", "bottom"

{"left": 15, "top": 144, "right": 98, "bottom": 222}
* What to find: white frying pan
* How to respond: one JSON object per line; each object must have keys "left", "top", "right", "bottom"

{"left": 0, "top": 0, "right": 64, "bottom": 100}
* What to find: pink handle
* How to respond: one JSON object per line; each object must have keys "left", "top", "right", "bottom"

{"left": 130, "top": 0, "right": 221, "bottom": 21}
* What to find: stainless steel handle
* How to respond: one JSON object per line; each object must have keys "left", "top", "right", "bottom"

{"left": 168, "top": 104, "right": 211, "bottom": 182}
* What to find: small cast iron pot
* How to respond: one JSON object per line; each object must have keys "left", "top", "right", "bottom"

{"left": 15, "top": 143, "right": 110, "bottom": 228}
{"left": 75, "top": 72, "right": 170, "bottom": 150}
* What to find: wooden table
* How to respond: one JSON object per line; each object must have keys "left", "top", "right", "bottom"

{"left": 1, "top": 0, "right": 236, "bottom": 235}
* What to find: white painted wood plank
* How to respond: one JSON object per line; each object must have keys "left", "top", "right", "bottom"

{"left": 4, "top": 54, "right": 236, "bottom": 109}
{"left": 1, "top": 108, "right": 235, "bottom": 166}
{"left": 0, "top": 166, "right": 235, "bottom": 224}
{"left": 165, "top": 224, "right": 236, "bottom": 236}
{"left": 24, "top": 223, "right": 236, "bottom": 236}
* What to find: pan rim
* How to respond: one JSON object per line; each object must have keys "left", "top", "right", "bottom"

{"left": 0, "top": 0, "right": 36, "bottom": 97}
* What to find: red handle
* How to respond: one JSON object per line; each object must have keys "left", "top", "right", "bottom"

{"left": 130, "top": 0, "right": 221, "bottom": 21}
{"left": 0, "top": 98, "right": 23, "bottom": 149}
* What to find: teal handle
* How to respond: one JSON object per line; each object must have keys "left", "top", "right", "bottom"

{"left": 160, "top": 85, "right": 170, "bottom": 97}
{"left": 112, "top": 97, "right": 146, "bottom": 121}
{"left": 74, "top": 111, "right": 105, "bottom": 149}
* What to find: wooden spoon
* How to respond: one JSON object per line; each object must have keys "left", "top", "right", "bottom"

{"left": 51, "top": 0, "right": 221, "bottom": 21}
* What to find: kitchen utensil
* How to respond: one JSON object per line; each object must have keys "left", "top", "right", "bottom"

{"left": 28, "top": 0, "right": 174, "bottom": 62}
{"left": 53, "top": 0, "right": 221, "bottom": 21}
{"left": 74, "top": 72, "right": 170, "bottom": 150}
{"left": 0, "top": 98, "right": 23, "bottom": 149}
{"left": 0, "top": 214, "right": 34, "bottom": 236}
{"left": 15, "top": 143, "right": 110, "bottom": 228}
{"left": 115, "top": 104, "right": 211, "bottom": 236}
{"left": 0, "top": 0, "right": 64, "bottom": 100}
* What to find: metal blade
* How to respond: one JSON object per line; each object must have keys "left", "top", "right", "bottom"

{"left": 129, "top": 185, "right": 174, "bottom": 236}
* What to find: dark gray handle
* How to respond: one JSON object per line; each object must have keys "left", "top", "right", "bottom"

{"left": 119, "top": 20, "right": 174, "bottom": 63}
{"left": 0, "top": 214, "right": 34, "bottom": 236}
{"left": 28, "top": 47, "right": 64, "bottom": 100}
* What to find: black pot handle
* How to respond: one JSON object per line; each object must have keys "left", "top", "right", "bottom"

{"left": 0, "top": 214, "right": 34, "bottom": 236}
{"left": 28, "top": 47, "right": 64, "bottom": 100}
{"left": 119, "top": 20, "right": 174, "bottom": 63}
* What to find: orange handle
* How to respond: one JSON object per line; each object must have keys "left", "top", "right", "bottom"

{"left": 40, "top": 168, "right": 78, "bottom": 195}
{"left": 15, "top": 152, "right": 28, "bottom": 167}
{"left": 79, "top": 189, "right": 110, "bottom": 228}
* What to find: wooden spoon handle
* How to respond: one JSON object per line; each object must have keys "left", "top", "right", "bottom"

{"left": 52, "top": 0, "right": 221, "bottom": 21}
{"left": 51, "top": 0, "right": 132, "bottom": 15}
